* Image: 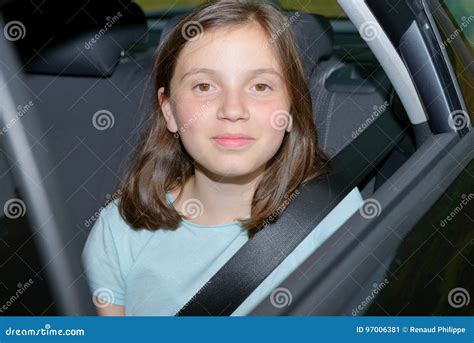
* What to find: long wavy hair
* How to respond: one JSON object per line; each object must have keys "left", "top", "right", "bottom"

{"left": 117, "top": 0, "right": 330, "bottom": 237}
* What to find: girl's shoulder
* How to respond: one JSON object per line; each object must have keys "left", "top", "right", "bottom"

{"left": 89, "top": 197, "right": 159, "bottom": 248}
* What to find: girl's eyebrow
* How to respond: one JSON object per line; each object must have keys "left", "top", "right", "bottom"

{"left": 180, "top": 68, "right": 217, "bottom": 83}
{"left": 180, "top": 68, "right": 283, "bottom": 84}
{"left": 248, "top": 68, "right": 283, "bottom": 80}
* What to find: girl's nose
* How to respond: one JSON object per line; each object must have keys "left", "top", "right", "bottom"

{"left": 217, "top": 89, "right": 249, "bottom": 121}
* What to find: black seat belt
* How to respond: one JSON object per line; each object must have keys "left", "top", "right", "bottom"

{"left": 176, "top": 111, "right": 407, "bottom": 316}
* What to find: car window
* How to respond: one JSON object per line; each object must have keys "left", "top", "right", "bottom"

{"left": 134, "top": 0, "right": 206, "bottom": 14}
{"left": 427, "top": 0, "right": 474, "bottom": 124}
{"left": 0, "top": 147, "right": 57, "bottom": 315}
{"left": 361, "top": 159, "right": 474, "bottom": 316}
{"left": 279, "top": 0, "right": 346, "bottom": 18}
{"left": 135, "top": 0, "right": 347, "bottom": 18}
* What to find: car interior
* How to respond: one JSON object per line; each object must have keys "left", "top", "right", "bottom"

{"left": 0, "top": 0, "right": 471, "bottom": 315}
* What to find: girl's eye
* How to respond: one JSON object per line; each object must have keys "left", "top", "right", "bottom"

{"left": 252, "top": 83, "right": 271, "bottom": 92}
{"left": 194, "top": 83, "right": 213, "bottom": 92}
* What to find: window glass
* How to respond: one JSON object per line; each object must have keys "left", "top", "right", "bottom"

{"left": 428, "top": 0, "right": 474, "bottom": 124}
{"left": 364, "top": 159, "right": 474, "bottom": 315}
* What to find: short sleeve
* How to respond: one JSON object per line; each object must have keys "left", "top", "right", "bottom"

{"left": 82, "top": 205, "right": 126, "bottom": 306}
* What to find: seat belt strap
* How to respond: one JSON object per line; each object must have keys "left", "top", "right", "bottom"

{"left": 176, "top": 111, "right": 406, "bottom": 316}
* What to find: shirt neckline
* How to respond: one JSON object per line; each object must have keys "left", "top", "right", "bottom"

{"left": 165, "top": 192, "right": 249, "bottom": 229}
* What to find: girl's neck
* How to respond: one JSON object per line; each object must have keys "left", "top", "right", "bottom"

{"left": 171, "top": 166, "right": 265, "bottom": 226}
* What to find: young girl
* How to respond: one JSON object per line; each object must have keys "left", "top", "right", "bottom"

{"left": 82, "top": 0, "right": 363, "bottom": 316}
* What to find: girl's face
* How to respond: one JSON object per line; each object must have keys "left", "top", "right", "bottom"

{"left": 159, "top": 23, "right": 292, "bottom": 180}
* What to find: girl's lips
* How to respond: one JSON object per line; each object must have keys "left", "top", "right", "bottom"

{"left": 212, "top": 137, "right": 255, "bottom": 148}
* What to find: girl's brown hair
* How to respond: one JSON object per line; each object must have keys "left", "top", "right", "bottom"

{"left": 117, "top": 0, "right": 329, "bottom": 237}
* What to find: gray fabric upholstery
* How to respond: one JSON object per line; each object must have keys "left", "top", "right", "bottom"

{"left": 22, "top": 49, "right": 154, "bottom": 233}
{"left": 3, "top": 1, "right": 147, "bottom": 77}
{"left": 310, "top": 59, "right": 392, "bottom": 158}
{"left": 282, "top": 12, "right": 333, "bottom": 78}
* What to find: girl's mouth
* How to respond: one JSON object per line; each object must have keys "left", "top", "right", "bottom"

{"left": 212, "top": 134, "right": 255, "bottom": 148}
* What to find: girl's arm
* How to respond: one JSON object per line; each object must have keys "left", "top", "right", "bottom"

{"left": 94, "top": 299, "right": 125, "bottom": 316}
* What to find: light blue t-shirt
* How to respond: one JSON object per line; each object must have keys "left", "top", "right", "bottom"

{"left": 82, "top": 187, "right": 363, "bottom": 316}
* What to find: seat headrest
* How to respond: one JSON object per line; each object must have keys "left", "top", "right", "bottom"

{"left": 159, "top": 12, "right": 333, "bottom": 79}
{"left": 283, "top": 12, "right": 333, "bottom": 77}
{"left": 3, "top": 0, "right": 147, "bottom": 77}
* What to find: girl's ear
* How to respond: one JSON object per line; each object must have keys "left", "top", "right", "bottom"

{"left": 286, "top": 114, "right": 293, "bottom": 132}
{"left": 158, "top": 87, "right": 178, "bottom": 133}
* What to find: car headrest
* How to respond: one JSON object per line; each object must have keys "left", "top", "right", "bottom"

{"left": 159, "top": 12, "right": 333, "bottom": 79}
{"left": 3, "top": 0, "right": 147, "bottom": 77}
{"left": 283, "top": 12, "right": 333, "bottom": 77}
